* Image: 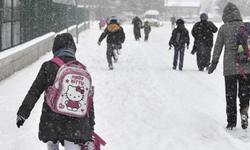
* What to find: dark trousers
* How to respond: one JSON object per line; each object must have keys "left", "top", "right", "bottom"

{"left": 173, "top": 46, "right": 185, "bottom": 69}
{"left": 196, "top": 46, "right": 212, "bottom": 70}
{"left": 225, "top": 74, "right": 250, "bottom": 125}
{"left": 133, "top": 27, "right": 141, "bottom": 40}
{"left": 106, "top": 43, "right": 119, "bottom": 66}
{"left": 144, "top": 33, "right": 149, "bottom": 41}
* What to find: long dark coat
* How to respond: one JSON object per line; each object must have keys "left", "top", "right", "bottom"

{"left": 192, "top": 20, "right": 218, "bottom": 48}
{"left": 132, "top": 16, "right": 142, "bottom": 40}
{"left": 191, "top": 20, "right": 218, "bottom": 69}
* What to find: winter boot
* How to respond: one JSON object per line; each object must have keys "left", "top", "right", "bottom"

{"left": 47, "top": 141, "right": 59, "bottom": 150}
{"left": 241, "top": 107, "right": 249, "bottom": 129}
{"left": 199, "top": 68, "right": 204, "bottom": 71}
{"left": 226, "top": 114, "right": 236, "bottom": 130}
{"left": 108, "top": 63, "right": 113, "bottom": 70}
{"left": 226, "top": 123, "right": 236, "bottom": 130}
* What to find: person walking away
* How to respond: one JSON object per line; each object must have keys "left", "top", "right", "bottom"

{"left": 97, "top": 16, "right": 126, "bottom": 70}
{"left": 99, "top": 18, "right": 106, "bottom": 30}
{"left": 169, "top": 18, "right": 190, "bottom": 71}
{"left": 191, "top": 13, "right": 218, "bottom": 71}
{"left": 144, "top": 21, "right": 151, "bottom": 42}
{"left": 132, "top": 16, "right": 143, "bottom": 41}
{"left": 208, "top": 2, "right": 250, "bottom": 130}
{"left": 170, "top": 15, "right": 176, "bottom": 29}
{"left": 16, "top": 33, "right": 95, "bottom": 149}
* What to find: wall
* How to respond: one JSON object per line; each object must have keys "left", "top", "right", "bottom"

{"left": 0, "top": 22, "right": 88, "bottom": 82}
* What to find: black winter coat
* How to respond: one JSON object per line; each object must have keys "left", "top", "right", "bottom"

{"left": 17, "top": 56, "right": 95, "bottom": 143}
{"left": 192, "top": 20, "right": 218, "bottom": 47}
{"left": 144, "top": 23, "right": 151, "bottom": 35}
{"left": 169, "top": 24, "right": 190, "bottom": 47}
{"left": 132, "top": 17, "right": 142, "bottom": 39}
{"left": 98, "top": 22, "right": 125, "bottom": 45}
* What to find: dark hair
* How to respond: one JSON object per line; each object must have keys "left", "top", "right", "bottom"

{"left": 200, "top": 13, "right": 208, "bottom": 20}
{"left": 176, "top": 19, "right": 184, "bottom": 25}
{"left": 52, "top": 33, "right": 77, "bottom": 53}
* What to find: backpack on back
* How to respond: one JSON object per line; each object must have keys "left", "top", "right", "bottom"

{"left": 238, "top": 22, "right": 250, "bottom": 62}
{"left": 175, "top": 32, "right": 181, "bottom": 44}
{"left": 237, "top": 22, "right": 250, "bottom": 79}
{"left": 45, "top": 57, "right": 93, "bottom": 118}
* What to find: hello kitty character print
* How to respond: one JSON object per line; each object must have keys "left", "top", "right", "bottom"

{"left": 65, "top": 85, "right": 85, "bottom": 111}
{"left": 45, "top": 57, "right": 92, "bottom": 118}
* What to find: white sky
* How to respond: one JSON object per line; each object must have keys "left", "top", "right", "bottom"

{"left": 166, "top": 0, "right": 201, "bottom": 7}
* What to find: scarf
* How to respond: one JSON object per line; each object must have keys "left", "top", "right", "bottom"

{"left": 53, "top": 48, "right": 76, "bottom": 58}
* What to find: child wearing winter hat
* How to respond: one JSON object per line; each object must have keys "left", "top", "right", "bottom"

{"left": 16, "top": 33, "right": 95, "bottom": 150}
{"left": 144, "top": 21, "right": 151, "bottom": 42}
{"left": 169, "top": 18, "right": 190, "bottom": 70}
{"left": 191, "top": 13, "right": 218, "bottom": 71}
{"left": 200, "top": 13, "right": 208, "bottom": 21}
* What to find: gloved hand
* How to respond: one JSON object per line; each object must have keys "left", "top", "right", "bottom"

{"left": 16, "top": 115, "right": 25, "bottom": 128}
{"left": 97, "top": 41, "right": 101, "bottom": 46}
{"left": 208, "top": 62, "right": 218, "bottom": 74}
{"left": 191, "top": 49, "right": 196, "bottom": 55}
{"left": 119, "top": 43, "right": 122, "bottom": 49}
{"left": 169, "top": 45, "right": 173, "bottom": 50}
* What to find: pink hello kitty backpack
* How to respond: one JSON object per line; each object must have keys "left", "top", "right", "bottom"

{"left": 45, "top": 57, "right": 93, "bottom": 118}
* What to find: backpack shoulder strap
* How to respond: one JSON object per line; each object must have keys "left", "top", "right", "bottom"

{"left": 91, "top": 131, "right": 106, "bottom": 146}
{"left": 50, "top": 57, "right": 87, "bottom": 70}
{"left": 50, "top": 57, "right": 65, "bottom": 66}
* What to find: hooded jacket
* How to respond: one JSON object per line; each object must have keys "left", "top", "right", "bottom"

{"left": 191, "top": 19, "right": 218, "bottom": 47}
{"left": 98, "top": 22, "right": 125, "bottom": 45}
{"left": 211, "top": 2, "right": 250, "bottom": 76}
{"left": 17, "top": 33, "right": 95, "bottom": 144}
{"left": 144, "top": 21, "right": 151, "bottom": 35}
{"left": 169, "top": 23, "right": 190, "bottom": 47}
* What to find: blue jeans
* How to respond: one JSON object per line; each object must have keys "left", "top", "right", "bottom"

{"left": 173, "top": 46, "right": 185, "bottom": 69}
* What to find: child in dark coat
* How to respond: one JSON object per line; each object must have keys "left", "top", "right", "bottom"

{"left": 98, "top": 16, "right": 125, "bottom": 70}
{"left": 191, "top": 13, "right": 218, "bottom": 71}
{"left": 16, "top": 33, "right": 95, "bottom": 150}
{"left": 144, "top": 21, "right": 151, "bottom": 41}
{"left": 169, "top": 19, "right": 190, "bottom": 70}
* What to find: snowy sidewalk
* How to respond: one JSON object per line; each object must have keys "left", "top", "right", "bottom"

{"left": 1, "top": 21, "right": 250, "bottom": 150}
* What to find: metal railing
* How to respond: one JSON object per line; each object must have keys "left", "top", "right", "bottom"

{"left": 0, "top": 0, "right": 89, "bottom": 52}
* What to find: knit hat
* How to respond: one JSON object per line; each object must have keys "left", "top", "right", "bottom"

{"left": 200, "top": 13, "right": 208, "bottom": 21}
{"left": 176, "top": 19, "right": 184, "bottom": 25}
{"left": 52, "top": 33, "right": 77, "bottom": 54}
{"left": 110, "top": 16, "right": 117, "bottom": 23}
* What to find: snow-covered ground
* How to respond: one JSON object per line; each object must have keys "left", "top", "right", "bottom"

{"left": 1, "top": 21, "right": 250, "bottom": 150}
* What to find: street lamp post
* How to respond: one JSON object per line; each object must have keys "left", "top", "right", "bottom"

{"left": 75, "top": 0, "right": 78, "bottom": 43}
{"left": 67, "top": 0, "right": 69, "bottom": 33}
{"left": 165, "top": 0, "right": 168, "bottom": 21}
